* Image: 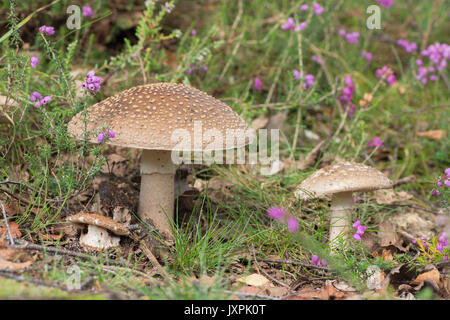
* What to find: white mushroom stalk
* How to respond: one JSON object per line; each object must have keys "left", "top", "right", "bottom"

{"left": 80, "top": 224, "right": 120, "bottom": 250}
{"left": 138, "top": 149, "right": 177, "bottom": 236}
{"left": 329, "top": 191, "right": 354, "bottom": 247}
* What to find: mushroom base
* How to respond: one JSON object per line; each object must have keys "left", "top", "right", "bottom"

{"left": 329, "top": 191, "right": 354, "bottom": 249}
{"left": 138, "top": 150, "right": 177, "bottom": 238}
{"left": 80, "top": 225, "right": 120, "bottom": 250}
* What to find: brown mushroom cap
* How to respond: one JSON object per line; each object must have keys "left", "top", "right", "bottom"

{"left": 294, "top": 161, "right": 393, "bottom": 200}
{"left": 67, "top": 213, "right": 130, "bottom": 236}
{"left": 67, "top": 83, "right": 249, "bottom": 151}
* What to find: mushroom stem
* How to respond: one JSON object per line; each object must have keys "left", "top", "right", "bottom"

{"left": 80, "top": 225, "right": 120, "bottom": 250}
{"left": 329, "top": 191, "right": 354, "bottom": 248}
{"left": 138, "top": 149, "right": 177, "bottom": 238}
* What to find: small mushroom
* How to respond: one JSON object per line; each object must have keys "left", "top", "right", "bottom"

{"left": 294, "top": 161, "right": 393, "bottom": 249}
{"left": 68, "top": 83, "right": 249, "bottom": 238}
{"left": 67, "top": 213, "right": 130, "bottom": 250}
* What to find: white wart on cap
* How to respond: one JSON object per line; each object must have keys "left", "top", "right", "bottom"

{"left": 295, "top": 162, "right": 393, "bottom": 249}
{"left": 67, "top": 83, "right": 250, "bottom": 238}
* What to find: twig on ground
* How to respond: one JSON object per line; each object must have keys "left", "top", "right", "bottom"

{"left": 261, "top": 258, "right": 330, "bottom": 272}
{"left": 8, "top": 239, "right": 127, "bottom": 266}
{"left": 1, "top": 199, "right": 14, "bottom": 245}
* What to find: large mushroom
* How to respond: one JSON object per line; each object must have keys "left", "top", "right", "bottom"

{"left": 294, "top": 161, "right": 393, "bottom": 248}
{"left": 68, "top": 83, "right": 249, "bottom": 238}
{"left": 67, "top": 213, "right": 130, "bottom": 250}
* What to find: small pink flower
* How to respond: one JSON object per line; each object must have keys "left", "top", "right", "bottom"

{"left": 287, "top": 217, "right": 299, "bottom": 233}
{"left": 39, "top": 25, "right": 55, "bottom": 35}
{"left": 254, "top": 77, "right": 262, "bottom": 91}
{"left": 191, "top": 29, "right": 197, "bottom": 36}
{"left": 294, "top": 22, "right": 307, "bottom": 32}
{"left": 97, "top": 133, "right": 105, "bottom": 143}
{"left": 361, "top": 51, "right": 372, "bottom": 61}
{"left": 292, "top": 69, "right": 301, "bottom": 79}
{"left": 313, "top": 3, "right": 324, "bottom": 15}
{"left": 368, "top": 137, "right": 383, "bottom": 149}
{"left": 30, "top": 56, "right": 39, "bottom": 68}
{"left": 82, "top": 6, "right": 93, "bottom": 17}
{"left": 267, "top": 207, "right": 285, "bottom": 220}
{"left": 300, "top": 4, "right": 309, "bottom": 10}
{"left": 375, "top": 0, "right": 394, "bottom": 8}
{"left": 282, "top": 17, "right": 295, "bottom": 30}
{"left": 107, "top": 129, "right": 115, "bottom": 138}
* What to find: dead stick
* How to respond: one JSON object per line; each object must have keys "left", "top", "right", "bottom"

{"left": 9, "top": 239, "right": 127, "bottom": 266}
{"left": 0, "top": 200, "right": 14, "bottom": 245}
{"left": 261, "top": 258, "right": 329, "bottom": 272}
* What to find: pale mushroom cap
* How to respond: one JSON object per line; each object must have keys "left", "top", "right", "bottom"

{"left": 67, "top": 213, "right": 130, "bottom": 236}
{"left": 68, "top": 83, "right": 250, "bottom": 151}
{"left": 294, "top": 161, "right": 393, "bottom": 199}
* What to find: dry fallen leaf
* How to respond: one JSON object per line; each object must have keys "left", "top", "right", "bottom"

{"left": 411, "top": 267, "right": 441, "bottom": 286}
{"left": 416, "top": 130, "right": 446, "bottom": 141}
{"left": 0, "top": 222, "right": 22, "bottom": 247}
{"left": 0, "top": 248, "right": 34, "bottom": 271}
{"left": 237, "top": 273, "right": 270, "bottom": 287}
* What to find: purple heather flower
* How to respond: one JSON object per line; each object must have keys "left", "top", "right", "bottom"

{"left": 375, "top": 0, "right": 394, "bottom": 8}
{"left": 416, "top": 59, "right": 423, "bottom": 66}
{"left": 82, "top": 70, "right": 102, "bottom": 94}
{"left": 82, "top": 6, "right": 93, "bottom": 17}
{"left": 431, "top": 189, "right": 441, "bottom": 196}
{"left": 437, "top": 181, "right": 443, "bottom": 187}
{"left": 421, "top": 42, "right": 450, "bottom": 71}
{"left": 162, "top": 2, "right": 175, "bottom": 13}
{"left": 267, "top": 207, "right": 285, "bottom": 220}
{"left": 361, "top": 51, "right": 373, "bottom": 61}
{"left": 107, "top": 129, "right": 115, "bottom": 138}
{"left": 352, "top": 220, "right": 361, "bottom": 229}
{"left": 368, "top": 137, "right": 383, "bottom": 149}
{"left": 346, "top": 32, "right": 360, "bottom": 44}
{"left": 311, "top": 55, "right": 322, "bottom": 64}
{"left": 30, "top": 56, "right": 39, "bottom": 68}
{"left": 376, "top": 66, "right": 396, "bottom": 85}
{"left": 30, "top": 91, "right": 42, "bottom": 102}
{"left": 191, "top": 29, "right": 197, "bottom": 36}
{"left": 397, "top": 39, "right": 417, "bottom": 53}
{"left": 338, "top": 29, "right": 346, "bottom": 37}
{"left": 254, "top": 77, "right": 262, "bottom": 91}
{"left": 429, "top": 74, "right": 438, "bottom": 81}
{"left": 39, "top": 25, "right": 55, "bottom": 36}
{"left": 353, "top": 220, "right": 366, "bottom": 241}
{"left": 293, "top": 69, "right": 301, "bottom": 79}
{"left": 312, "top": 255, "right": 319, "bottom": 265}
{"left": 445, "top": 168, "right": 450, "bottom": 178}
{"left": 313, "top": 3, "right": 324, "bottom": 15}
{"left": 41, "top": 96, "right": 51, "bottom": 105}
{"left": 282, "top": 17, "right": 295, "bottom": 30}
{"left": 303, "top": 74, "right": 315, "bottom": 88}
{"left": 312, "top": 255, "right": 327, "bottom": 267}
{"left": 34, "top": 101, "right": 41, "bottom": 108}
{"left": 444, "top": 180, "right": 450, "bottom": 187}
{"left": 295, "top": 22, "right": 307, "bottom": 32}
{"left": 287, "top": 217, "right": 299, "bottom": 233}
{"left": 97, "top": 133, "right": 105, "bottom": 143}
{"left": 300, "top": 4, "right": 309, "bottom": 10}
